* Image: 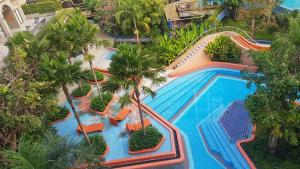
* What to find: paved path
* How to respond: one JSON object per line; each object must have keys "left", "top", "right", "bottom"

{"left": 167, "top": 31, "right": 268, "bottom": 76}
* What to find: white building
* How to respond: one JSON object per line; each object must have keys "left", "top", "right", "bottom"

{"left": 0, "top": 0, "right": 27, "bottom": 43}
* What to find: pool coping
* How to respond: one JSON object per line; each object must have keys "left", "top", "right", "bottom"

{"left": 168, "top": 62, "right": 257, "bottom": 78}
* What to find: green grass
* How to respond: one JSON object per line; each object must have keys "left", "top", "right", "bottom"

{"left": 242, "top": 126, "right": 300, "bottom": 169}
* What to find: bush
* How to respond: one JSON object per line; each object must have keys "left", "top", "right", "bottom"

{"left": 83, "top": 135, "right": 107, "bottom": 155}
{"left": 205, "top": 35, "right": 241, "bottom": 63}
{"left": 22, "top": 0, "right": 61, "bottom": 15}
{"left": 90, "top": 93, "right": 113, "bottom": 112}
{"left": 87, "top": 71, "right": 104, "bottom": 82}
{"left": 45, "top": 106, "right": 69, "bottom": 123}
{"left": 72, "top": 83, "right": 91, "bottom": 97}
{"left": 129, "top": 126, "right": 163, "bottom": 151}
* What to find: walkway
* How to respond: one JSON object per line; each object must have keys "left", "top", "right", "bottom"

{"left": 168, "top": 31, "right": 270, "bottom": 77}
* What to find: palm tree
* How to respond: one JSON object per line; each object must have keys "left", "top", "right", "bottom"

{"left": 84, "top": 53, "right": 103, "bottom": 101}
{"left": 65, "top": 12, "right": 110, "bottom": 100}
{"left": 115, "top": 0, "right": 151, "bottom": 44}
{"left": 103, "top": 44, "right": 166, "bottom": 135}
{"left": 2, "top": 132, "right": 103, "bottom": 169}
{"left": 39, "top": 53, "right": 91, "bottom": 144}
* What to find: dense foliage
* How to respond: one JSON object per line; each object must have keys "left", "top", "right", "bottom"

{"left": 150, "top": 22, "right": 211, "bottom": 65}
{"left": 44, "top": 106, "right": 69, "bottom": 123}
{"left": 129, "top": 127, "right": 163, "bottom": 151}
{"left": 205, "top": 35, "right": 241, "bottom": 63}
{"left": 243, "top": 36, "right": 300, "bottom": 152}
{"left": 1, "top": 133, "right": 101, "bottom": 169}
{"left": 87, "top": 71, "right": 104, "bottom": 82}
{"left": 21, "top": 0, "right": 61, "bottom": 15}
{"left": 90, "top": 93, "right": 113, "bottom": 112}
{"left": 83, "top": 135, "right": 107, "bottom": 156}
{"left": 72, "top": 83, "right": 91, "bottom": 97}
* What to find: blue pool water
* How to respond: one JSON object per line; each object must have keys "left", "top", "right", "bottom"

{"left": 282, "top": 0, "right": 300, "bottom": 10}
{"left": 106, "top": 50, "right": 116, "bottom": 60}
{"left": 144, "top": 69, "right": 255, "bottom": 169}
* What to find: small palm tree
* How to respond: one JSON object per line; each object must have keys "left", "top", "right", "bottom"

{"left": 39, "top": 53, "right": 91, "bottom": 144}
{"left": 115, "top": 0, "right": 151, "bottom": 44}
{"left": 84, "top": 53, "right": 103, "bottom": 101}
{"left": 103, "top": 44, "right": 166, "bottom": 135}
{"left": 2, "top": 132, "right": 103, "bottom": 169}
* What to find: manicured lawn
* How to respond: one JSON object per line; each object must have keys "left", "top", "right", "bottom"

{"left": 242, "top": 126, "right": 300, "bottom": 169}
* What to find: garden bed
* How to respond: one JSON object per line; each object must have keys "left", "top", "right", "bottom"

{"left": 46, "top": 107, "right": 71, "bottom": 125}
{"left": 72, "top": 83, "right": 93, "bottom": 99}
{"left": 128, "top": 126, "right": 164, "bottom": 154}
{"left": 87, "top": 71, "right": 105, "bottom": 84}
{"left": 90, "top": 93, "right": 114, "bottom": 115}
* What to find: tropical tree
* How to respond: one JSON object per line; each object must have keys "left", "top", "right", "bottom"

{"left": 65, "top": 12, "right": 110, "bottom": 100}
{"left": 244, "top": 0, "right": 266, "bottom": 32}
{"left": 224, "top": 0, "right": 243, "bottom": 20}
{"left": 288, "top": 14, "right": 300, "bottom": 45}
{"left": 1, "top": 132, "right": 102, "bottom": 169}
{"left": 38, "top": 53, "right": 91, "bottom": 144}
{"left": 115, "top": 0, "right": 151, "bottom": 43}
{"left": 265, "top": 0, "right": 283, "bottom": 23}
{"left": 84, "top": 54, "right": 103, "bottom": 101}
{"left": 84, "top": 0, "right": 100, "bottom": 13}
{"left": 103, "top": 44, "right": 166, "bottom": 135}
{"left": 243, "top": 37, "right": 300, "bottom": 153}
{"left": 0, "top": 47, "right": 56, "bottom": 150}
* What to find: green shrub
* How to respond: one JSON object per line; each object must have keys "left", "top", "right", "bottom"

{"left": 22, "top": 0, "right": 61, "bottom": 15}
{"left": 90, "top": 93, "right": 113, "bottom": 112}
{"left": 45, "top": 106, "right": 69, "bottom": 123}
{"left": 87, "top": 71, "right": 104, "bottom": 82}
{"left": 129, "top": 126, "right": 163, "bottom": 151}
{"left": 72, "top": 83, "right": 91, "bottom": 97}
{"left": 83, "top": 135, "right": 107, "bottom": 155}
{"left": 205, "top": 35, "right": 241, "bottom": 63}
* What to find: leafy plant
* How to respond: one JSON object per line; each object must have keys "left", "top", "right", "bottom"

{"left": 21, "top": 0, "right": 61, "bottom": 15}
{"left": 83, "top": 135, "right": 107, "bottom": 156}
{"left": 90, "top": 93, "right": 113, "bottom": 112}
{"left": 129, "top": 126, "right": 163, "bottom": 151}
{"left": 45, "top": 106, "right": 69, "bottom": 123}
{"left": 87, "top": 71, "right": 104, "bottom": 82}
{"left": 205, "top": 35, "right": 241, "bottom": 63}
{"left": 72, "top": 83, "right": 91, "bottom": 97}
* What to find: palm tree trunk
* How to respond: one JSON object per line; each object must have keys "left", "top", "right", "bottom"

{"left": 134, "top": 88, "right": 146, "bottom": 136}
{"left": 133, "top": 18, "right": 140, "bottom": 44}
{"left": 9, "top": 130, "right": 17, "bottom": 151}
{"left": 268, "top": 133, "right": 278, "bottom": 154}
{"left": 251, "top": 18, "right": 256, "bottom": 33}
{"left": 89, "top": 61, "right": 103, "bottom": 101}
{"left": 62, "top": 84, "right": 91, "bottom": 144}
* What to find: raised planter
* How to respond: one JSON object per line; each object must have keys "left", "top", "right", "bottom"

{"left": 73, "top": 85, "right": 93, "bottom": 100}
{"left": 100, "top": 145, "right": 110, "bottom": 159}
{"left": 49, "top": 111, "right": 72, "bottom": 125}
{"left": 128, "top": 136, "right": 166, "bottom": 155}
{"left": 90, "top": 96, "right": 115, "bottom": 115}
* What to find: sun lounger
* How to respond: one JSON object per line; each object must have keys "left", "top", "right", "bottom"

{"left": 126, "top": 119, "right": 152, "bottom": 132}
{"left": 77, "top": 123, "right": 104, "bottom": 133}
{"left": 109, "top": 108, "right": 131, "bottom": 126}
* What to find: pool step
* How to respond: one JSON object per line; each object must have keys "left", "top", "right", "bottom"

{"left": 146, "top": 72, "right": 215, "bottom": 120}
{"left": 201, "top": 109, "right": 250, "bottom": 169}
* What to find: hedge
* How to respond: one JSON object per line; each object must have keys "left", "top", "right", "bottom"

{"left": 22, "top": 0, "right": 61, "bottom": 15}
{"left": 204, "top": 35, "right": 241, "bottom": 63}
{"left": 45, "top": 106, "right": 69, "bottom": 123}
{"left": 87, "top": 71, "right": 104, "bottom": 82}
{"left": 90, "top": 93, "right": 113, "bottom": 112}
{"left": 83, "top": 135, "right": 107, "bottom": 155}
{"left": 129, "top": 126, "right": 163, "bottom": 151}
{"left": 72, "top": 83, "right": 91, "bottom": 97}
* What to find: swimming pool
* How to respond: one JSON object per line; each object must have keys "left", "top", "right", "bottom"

{"left": 282, "top": 0, "right": 300, "bottom": 10}
{"left": 106, "top": 50, "right": 116, "bottom": 60}
{"left": 144, "top": 68, "right": 255, "bottom": 169}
